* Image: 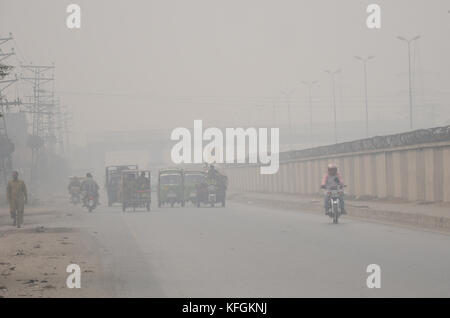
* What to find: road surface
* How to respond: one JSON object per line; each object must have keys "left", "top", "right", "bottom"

{"left": 62, "top": 197, "right": 450, "bottom": 298}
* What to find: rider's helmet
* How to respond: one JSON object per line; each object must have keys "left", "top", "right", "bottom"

{"left": 86, "top": 172, "right": 92, "bottom": 178}
{"left": 327, "top": 163, "right": 338, "bottom": 176}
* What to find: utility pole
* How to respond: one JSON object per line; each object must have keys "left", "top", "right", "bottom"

{"left": 302, "top": 81, "right": 317, "bottom": 147}
{"left": 272, "top": 99, "right": 277, "bottom": 129}
{"left": 271, "top": 93, "right": 284, "bottom": 129}
{"left": 62, "top": 107, "right": 72, "bottom": 158}
{"left": 354, "top": 56, "right": 374, "bottom": 138}
{"left": 21, "top": 63, "right": 55, "bottom": 198}
{"left": 325, "top": 69, "right": 341, "bottom": 144}
{"left": 254, "top": 104, "right": 265, "bottom": 128}
{"left": 397, "top": 35, "right": 420, "bottom": 130}
{"left": 281, "top": 89, "right": 295, "bottom": 151}
{"left": 54, "top": 103, "right": 66, "bottom": 156}
{"left": 40, "top": 89, "right": 58, "bottom": 154}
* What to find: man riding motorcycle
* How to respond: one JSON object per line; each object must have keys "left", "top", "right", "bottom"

{"left": 68, "top": 176, "right": 81, "bottom": 203}
{"left": 136, "top": 171, "right": 150, "bottom": 190}
{"left": 320, "top": 163, "right": 346, "bottom": 215}
{"left": 81, "top": 173, "right": 100, "bottom": 207}
{"left": 206, "top": 165, "right": 218, "bottom": 185}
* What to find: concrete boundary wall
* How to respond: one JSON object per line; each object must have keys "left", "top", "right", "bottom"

{"left": 224, "top": 141, "right": 450, "bottom": 203}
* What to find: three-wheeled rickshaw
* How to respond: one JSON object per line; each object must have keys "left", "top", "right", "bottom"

{"left": 120, "top": 169, "right": 151, "bottom": 212}
{"left": 157, "top": 169, "right": 185, "bottom": 207}
{"left": 105, "top": 165, "right": 138, "bottom": 206}
{"left": 183, "top": 170, "right": 206, "bottom": 205}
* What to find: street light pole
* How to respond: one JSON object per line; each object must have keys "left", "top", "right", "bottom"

{"left": 281, "top": 89, "right": 295, "bottom": 151}
{"left": 397, "top": 35, "right": 420, "bottom": 130}
{"left": 302, "top": 81, "right": 317, "bottom": 147}
{"left": 254, "top": 104, "right": 265, "bottom": 127}
{"left": 325, "top": 69, "right": 341, "bottom": 144}
{"left": 272, "top": 99, "right": 277, "bottom": 128}
{"left": 354, "top": 55, "right": 374, "bottom": 138}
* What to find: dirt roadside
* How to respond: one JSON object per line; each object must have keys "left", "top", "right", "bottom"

{"left": 0, "top": 202, "right": 113, "bottom": 298}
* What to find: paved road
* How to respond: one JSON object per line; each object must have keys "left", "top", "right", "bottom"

{"left": 70, "top": 199, "right": 450, "bottom": 297}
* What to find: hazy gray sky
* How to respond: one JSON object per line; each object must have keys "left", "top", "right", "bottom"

{"left": 1, "top": 0, "right": 449, "bottom": 144}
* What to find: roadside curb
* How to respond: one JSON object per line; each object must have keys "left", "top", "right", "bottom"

{"left": 348, "top": 207, "right": 450, "bottom": 232}
{"left": 229, "top": 192, "right": 450, "bottom": 232}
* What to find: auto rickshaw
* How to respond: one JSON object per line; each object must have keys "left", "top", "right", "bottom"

{"left": 183, "top": 170, "right": 206, "bottom": 205}
{"left": 105, "top": 165, "right": 138, "bottom": 206}
{"left": 120, "top": 169, "right": 151, "bottom": 212}
{"left": 157, "top": 169, "right": 185, "bottom": 207}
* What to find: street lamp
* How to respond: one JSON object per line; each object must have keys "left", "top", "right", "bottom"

{"left": 301, "top": 81, "right": 317, "bottom": 147}
{"left": 397, "top": 35, "right": 420, "bottom": 130}
{"left": 254, "top": 104, "right": 265, "bottom": 127}
{"left": 271, "top": 97, "right": 277, "bottom": 129}
{"left": 325, "top": 69, "right": 341, "bottom": 144}
{"left": 281, "top": 89, "right": 295, "bottom": 151}
{"left": 354, "top": 55, "right": 374, "bottom": 138}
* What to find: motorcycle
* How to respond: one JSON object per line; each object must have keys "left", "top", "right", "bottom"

{"left": 196, "top": 181, "right": 226, "bottom": 208}
{"left": 84, "top": 193, "right": 98, "bottom": 212}
{"left": 325, "top": 185, "right": 345, "bottom": 224}
{"left": 69, "top": 186, "right": 81, "bottom": 205}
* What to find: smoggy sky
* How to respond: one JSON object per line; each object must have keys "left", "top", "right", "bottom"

{"left": 1, "top": 0, "right": 449, "bottom": 145}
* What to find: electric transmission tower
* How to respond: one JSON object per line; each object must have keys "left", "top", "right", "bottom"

{"left": 0, "top": 33, "right": 21, "bottom": 186}
{"left": 21, "top": 63, "right": 55, "bottom": 198}
{"left": 54, "top": 104, "right": 72, "bottom": 157}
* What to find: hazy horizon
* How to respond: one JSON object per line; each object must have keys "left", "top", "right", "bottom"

{"left": 1, "top": 0, "right": 449, "bottom": 146}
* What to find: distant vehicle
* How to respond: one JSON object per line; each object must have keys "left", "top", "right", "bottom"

{"left": 196, "top": 171, "right": 228, "bottom": 208}
{"left": 68, "top": 176, "right": 84, "bottom": 205}
{"left": 70, "top": 185, "right": 81, "bottom": 205}
{"left": 183, "top": 170, "right": 206, "bottom": 205}
{"left": 120, "top": 169, "right": 151, "bottom": 212}
{"left": 105, "top": 165, "right": 138, "bottom": 206}
{"left": 158, "top": 169, "right": 185, "bottom": 207}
